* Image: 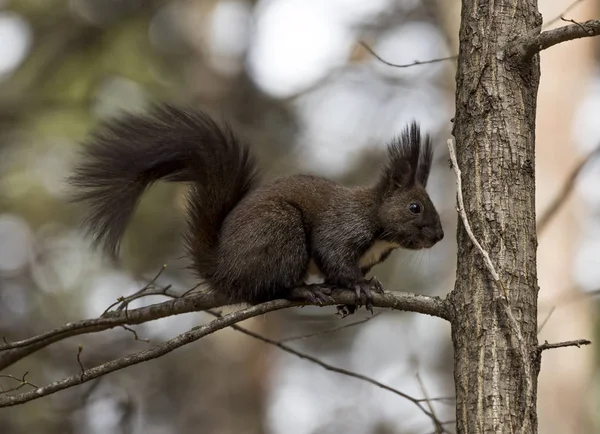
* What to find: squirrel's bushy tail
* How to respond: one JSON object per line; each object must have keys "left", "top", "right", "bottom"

{"left": 69, "top": 104, "right": 259, "bottom": 277}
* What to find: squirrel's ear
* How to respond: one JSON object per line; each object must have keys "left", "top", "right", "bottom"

{"left": 382, "top": 122, "right": 425, "bottom": 188}
{"left": 388, "top": 160, "right": 414, "bottom": 188}
{"left": 416, "top": 131, "right": 433, "bottom": 187}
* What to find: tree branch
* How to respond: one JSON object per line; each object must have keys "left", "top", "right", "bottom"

{"left": 279, "top": 312, "right": 381, "bottom": 342}
{"left": 0, "top": 291, "right": 220, "bottom": 370}
{"left": 205, "top": 310, "right": 446, "bottom": 430}
{"left": 537, "top": 306, "right": 556, "bottom": 334}
{"left": 542, "top": 0, "right": 587, "bottom": 30}
{"left": 0, "top": 295, "right": 450, "bottom": 411}
{"left": 538, "top": 339, "right": 591, "bottom": 352}
{"left": 513, "top": 19, "right": 600, "bottom": 60}
{"left": 359, "top": 41, "right": 457, "bottom": 68}
{"left": 416, "top": 371, "right": 447, "bottom": 434}
{"left": 447, "top": 139, "right": 501, "bottom": 283}
{"left": 0, "top": 372, "right": 38, "bottom": 393}
{"left": 0, "top": 288, "right": 450, "bottom": 370}
{"left": 0, "top": 300, "right": 293, "bottom": 407}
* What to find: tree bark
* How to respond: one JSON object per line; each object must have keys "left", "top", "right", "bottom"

{"left": 450, "top": 1, "right": 542, "bottom": 432}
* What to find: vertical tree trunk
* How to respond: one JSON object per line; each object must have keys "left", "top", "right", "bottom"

{"left": 450, "top": 1, "right": 542, "bottom": 432}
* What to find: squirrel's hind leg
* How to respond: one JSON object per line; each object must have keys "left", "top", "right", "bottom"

{"left": 211, "top": 201, "right": 319, "bottom": 304}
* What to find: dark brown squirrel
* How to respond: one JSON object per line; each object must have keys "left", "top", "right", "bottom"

{"left": 68, "top": 104, "right": 444, "bottom": 312}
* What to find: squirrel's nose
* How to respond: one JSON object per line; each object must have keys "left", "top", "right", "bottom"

{"left": 434, "top": 229, "right": 444, "bottom": 243}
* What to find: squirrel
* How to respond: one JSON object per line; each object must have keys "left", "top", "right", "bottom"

{"left": 68, "top": 104, "right": 444, "bottom": 313}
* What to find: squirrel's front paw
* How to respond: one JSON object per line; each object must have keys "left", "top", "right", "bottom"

{"left": 353, "top": 277, "right": 384, "bottom": 314}
{"left": 369, "top": 276, "right": 384, "bottom": 295}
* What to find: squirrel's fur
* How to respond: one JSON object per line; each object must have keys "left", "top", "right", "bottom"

{"left": 69, "top": 104, "right": 443, "bottom": 308}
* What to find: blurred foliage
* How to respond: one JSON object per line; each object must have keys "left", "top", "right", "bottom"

{"left": 0, "top": 1, "right": 280, "bottom": 433}
{"left": 0, "top": 1, "right": 459, "bottom": 433}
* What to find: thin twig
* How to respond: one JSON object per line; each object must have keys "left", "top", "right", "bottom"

{"left": 446, "top": 139, "right": 500, "bottom": 282}
{"left": 447, "top": 137, "right": 534, "bottom": 433}
{"left": 416, "top": 371, "right": 446, "bottom": 433}
{"left": 117, "top": 285, "right": 174, "bottom": 312}
{"left": 179, "top": 283, "right": 202, "bottom": 298}
{"left": 542, "top": 0, "right": 587, "bottom": 29}
{"left": 537, "top": 143, "right": 600, "bottom": 233}
{"left": 538, "top": 339, "right": 591, "bottom": 352}
{"left": 537, "top": 306, "right": 556, "bottom": 334}
{"left": 279, "top": 313, "right": 381, "bottom": 342}
{"left": 562, "top": 16, "right": 589, "bottom": 32}
{"left": 359, "top": 41, "right": 457, "bottom": 68}
{"left": 0, "top": 372, "right": 38, "bottom": 394}
{"left": 0, "top": 300, "right": 294, "bottom": 407}
{"left": 417, "top": 396, "right": 456, "bottom": 405}
{"left": 76, "top": 345, "right": 85, "bottom": 380}
{"left": 0, "top": 289, "right": 224, "bottom": 353}
{"left": 121, "top": 325, "right": 150, "bottom": 343}
{"left": 205, "top": 310, "right": 439, "bottom": 427}
{"left": 101, "top": 265, "right": 169, "bottom": 316}
{"left": 425, "top": 422, "right": 457, "bottom": 434}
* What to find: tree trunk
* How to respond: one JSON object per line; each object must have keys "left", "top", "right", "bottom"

{"left": 450, "top": 1, "right": 542, "bottom": 432}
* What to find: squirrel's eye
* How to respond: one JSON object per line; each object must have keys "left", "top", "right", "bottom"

{"left": 408, "top": 202, "right": 422, "bottom": 215}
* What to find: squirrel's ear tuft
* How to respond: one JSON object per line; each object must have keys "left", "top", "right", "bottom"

{"left": 382, "top": 122, "right": 433, "bottom": 188}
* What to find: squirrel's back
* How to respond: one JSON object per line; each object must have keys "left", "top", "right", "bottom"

{"left": 210, "top": 175, "right": 377, "bottom": 303}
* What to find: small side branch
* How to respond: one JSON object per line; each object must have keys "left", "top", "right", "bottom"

{"left": 0, "top": 372, "right": 38, "bottom": 394}
{"left": 542, "top": 0, "right": 587, "bottom": 29}
{"left": 537, "top": 306, "right": 556, "bottom": 334}
{"left": 538, "top": 339, "right": 591, "bottom": 352}
{"left": 359, "top": 41, "right": 457, "bottom": 68}
{"left": 513, "top": 19, "right": 600, "bottom": 60}
{"left": 279, "top": 312, "right": 381, "bottom": 342}
{"left": 447, "top": 139, "right": 501, "bottom": 282}
{"left": 416, "top": 371, "right": 447, "bottom": 433}
{"left": 101, "top": 264, "right": 169, "bottom": 316}
{"left": 76, "top": 345, "right": 85, "bottom": 380}
{"left": 205, "top": 310, "right": 441, "bottom": 426}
